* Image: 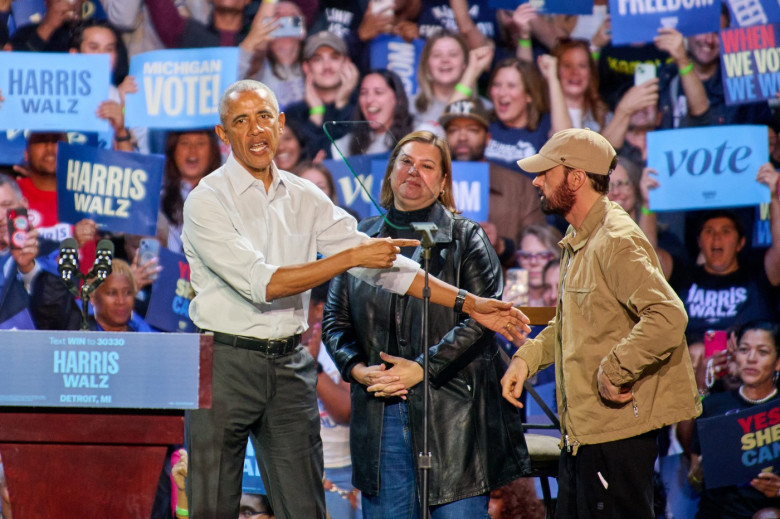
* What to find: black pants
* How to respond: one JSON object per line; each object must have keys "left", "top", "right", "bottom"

{"left": 556, "top": 430, "right": 659, "bottom": 519}
{"left": 185, "top": 342, "right": 326, "bottom": 519}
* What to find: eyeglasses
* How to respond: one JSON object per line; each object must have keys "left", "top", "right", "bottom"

{"left": 608, "top": 179, "right": 631, "bottom": 191}
{"left": 517, "top": 251, "right": 555, "bottom": 262}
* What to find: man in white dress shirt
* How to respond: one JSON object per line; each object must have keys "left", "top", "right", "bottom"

{"left": 181, "top": 79, "right": 529, "bottom": 519}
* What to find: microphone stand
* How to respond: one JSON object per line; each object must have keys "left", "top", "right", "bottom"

{"left": 410, "top": 221, "right": 437, "bottom": 515}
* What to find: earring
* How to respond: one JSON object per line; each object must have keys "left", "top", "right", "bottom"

{"left": 774, "top": 371, "right": 779, "bottom": 385}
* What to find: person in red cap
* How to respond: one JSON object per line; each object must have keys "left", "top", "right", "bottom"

{"left": 501, "top": 128, "right": 701, "bottom": 519}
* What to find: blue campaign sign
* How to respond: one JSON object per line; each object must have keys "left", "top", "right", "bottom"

{"left": 488, "top": 0, "right": 592, "bottom": 15}
{"left": 646, "top": 125, "right": 770, "bottom": 211}
{"left": 451, "top": 161, "right": 489, "bottom": 221}
{"left": 145, "top": 248, "right": 197, "bottom": 333}
{"left": 608, "top": 0, "right": 721, "bottom": 45}
{"left": 725, "top": 0, "right": 780, "bottom": 27}
{"left": 56, "top": 143, "right": 165, "bottom": 235}
{"left": 720, "top": 23, "right": 780, "bottom": 106}
{"left": 242, "top": 439, "right": 268, "bottom": 494}
{"left": 0, "top": 129, "right": 28, "bottom": 165}
{"left": 10, "top": 0, "right": 45, "bottom": 29}
{"left": 0, "top": 330, "right": 200, "bottom": 408}
{"left": 370, "top": 35, "right": 426, "bottom": 98}
{"left": 124, "top": 47, "right": 239, "bottom": 129}
{"left": 0, "top": 52, "right": 111, "bottom": 132}
{"left": 698, "top": 398, "right": 780, "bottom": 489}
{"left": 323, "top": 154, "right": 387, "bottom": 221}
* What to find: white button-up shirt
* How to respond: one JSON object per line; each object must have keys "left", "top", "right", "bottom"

{"left": 182, "top": 154, "right": 418, "bottom": 339}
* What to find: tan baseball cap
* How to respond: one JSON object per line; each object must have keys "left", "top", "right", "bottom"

{"left": 517, "top": 128, "right": 616, "bottom": 175}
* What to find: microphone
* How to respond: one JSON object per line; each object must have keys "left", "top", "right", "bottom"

{"left": 90, "top": 239, "right": 114, "bottom": 282}
{"left": 58, "top": 237, "right": 80, "bottom": 287}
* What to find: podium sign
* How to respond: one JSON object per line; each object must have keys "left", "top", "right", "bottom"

{"left": 0, "top": 330, "right": 200, "bottom": 409}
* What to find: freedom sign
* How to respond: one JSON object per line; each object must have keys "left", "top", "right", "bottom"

{"left": 370, "top": 35, "right": 426, "bottom": 98}
{"left": 124, "top": 47, "right": 239, "bottom": 129}
{"left": 145, "top": 248, "right": 197, "bottom": 333}
{"left": 698, "top": 398, "right": 780, "bottom": 489}
{"left": 488, "top": 0, "right": 592, "bottom": 15}
{"left": 608, "top": 0, "right": 721, "bottom": 45}
{"left": 56, "top": 143, "right": 164, "bottom": 235}
{"left": 0, "top": 52, "right": 110, "bottom": 132}
{"left": 721, "top": 23, "right": 780, "bottom": 105}
{"left": 646, "top": 125, "right": 770, "bottom": 211}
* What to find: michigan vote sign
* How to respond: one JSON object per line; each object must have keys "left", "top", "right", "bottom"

{"left": 0, "top": 52, "right": 110, "bottom": 132}
{"left": 56, "top": 143, "right": 165, "bottom": 235}
{"left": 646, "top": 125, "right": 770, "bottom": 211}
{"left": 124, "top": 47, "right": 239, "bottom": 129}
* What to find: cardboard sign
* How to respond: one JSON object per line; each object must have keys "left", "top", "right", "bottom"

{"left": 721, "top": 23, "right": 780, "bottom": 105}
{"left": 56, "top": 143, "right": 165, "bottom": 235}
{"left": 145, "top": 248, "right": 197, "bottom": 333}
{"left": 124, "top": 47, "right": 239, "bottom": 129}
{"left": 698, "top": 397, "right": 780, "bottom": 489}
{"left": 646, "top": 125, "right": 770, "bottom": 211}
{"left": 0, "top": 52, "right": 110, "bottom": 132}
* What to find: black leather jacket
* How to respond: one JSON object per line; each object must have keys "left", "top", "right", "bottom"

{"left": 322, "top": 203, "right": 531, "bottom": 504}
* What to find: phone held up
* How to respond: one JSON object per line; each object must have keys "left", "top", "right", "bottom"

{"left": 7, "top": 208, "right": 30, "bottom": 250}
{"left": 265, "top": 16, "right": 305, "bottom": 39}
{"left": 634, "top": 63, "right": 656, "bottom": 86}
{"left": 139, "top": 237, "right": 161, "bottom": 281}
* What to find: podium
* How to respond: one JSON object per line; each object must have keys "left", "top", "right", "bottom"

{"left": 0, "top": 331, "right": 213, "bottom": 519}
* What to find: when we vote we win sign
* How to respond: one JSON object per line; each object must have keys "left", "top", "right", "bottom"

{"left": 721, "top": 23, "right": 780, "bottom": 105}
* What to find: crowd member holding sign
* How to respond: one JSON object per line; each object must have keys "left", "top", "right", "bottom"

{"left": 181, "top": 79, "right": 530, "bottom": 518}
{"left": 501, "top": 128, "right": 701, "bottom": 519}
{"left": 654, "top": 10, "right": 773, "bottom": 129}
{"left": 15, "top": 133, "right": 98, "bottom": 265}
{"left": 68, "top": 19, "right": 136, "bottom": 152}
{"left": 323, "top": 130, "right": 531, "bottom": 518}
{"left": 689, "top": 321, "right": 780, "bottom": 518}
{"left": 667, "top": 183, "right": 780, "bottom": 347}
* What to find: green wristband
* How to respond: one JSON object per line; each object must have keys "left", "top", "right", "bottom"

{"left": 591, "top": 51, "right": 601, "bottom": 61}
{"left": 518, "top": 38, "right": 532, "bottom": 48}
{"left": 679, "top": 62, "right": 694, "bottom": 76}
{"left": 309, "top": 105, "right": 326, "bottom": 116}
{"left": 175, "top": 506, "right": 189, "bottom": 517}
{"left": 640, "top": 205, "right": 654, "bottom": 216}
{"left": 454, "top": 83, "right": 473, "bottom": 97}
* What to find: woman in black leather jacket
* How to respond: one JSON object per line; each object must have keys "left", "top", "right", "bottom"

{"left": 322, "top": 131, "right": 531, "bottom": 518}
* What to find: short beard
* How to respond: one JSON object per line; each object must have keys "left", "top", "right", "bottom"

{"left": 540, "top": 179, "right": 576, "bottom": 216}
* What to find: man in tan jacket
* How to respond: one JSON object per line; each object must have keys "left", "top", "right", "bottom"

{"left": 501, "top": 128, "right": 701, "bottom": 519}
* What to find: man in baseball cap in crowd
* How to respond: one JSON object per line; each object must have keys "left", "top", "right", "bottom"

{"left": 439, "top": 98, "right": 545, "bottom": 266}
{"left": 501, "top": 129, "right": 701, "bottom": 519}
{"left": 284, "top": 31, "right": 359, "bottom": 159}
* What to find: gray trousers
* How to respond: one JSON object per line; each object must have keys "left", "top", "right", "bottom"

{"left": 185, "top": 342, "right": 326, "bottom": 519}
